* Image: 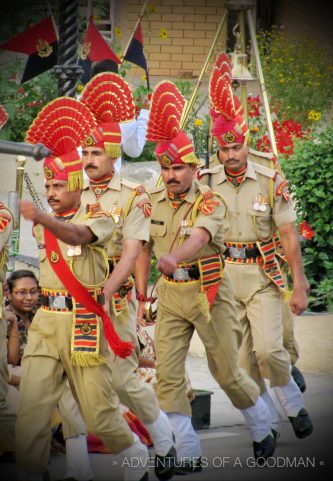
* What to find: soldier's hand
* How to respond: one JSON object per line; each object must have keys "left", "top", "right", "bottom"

{"left": 157, "top": 253, "right": 177, "bottom": 275}
{"left": 137, "top": 300, "right": 155, "bottom": 326}
{"left": 137, "top": 300, "right": 146, "bottom": 326}
{"left": 290, "top": 286, "right": 309, "bottom": 316}
{"left": 20, "top": 200, "right": 39, "bottom": 222}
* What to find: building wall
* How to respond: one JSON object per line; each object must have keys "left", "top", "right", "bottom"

{"left": 114, "top": 0, "right": 227, "bottom": 79}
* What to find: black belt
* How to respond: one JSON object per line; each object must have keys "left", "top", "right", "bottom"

{"left": 224, "top": 246, "right": 260, "bottom": 259}
{"left": 41, "top": 293, "right": 105, "bottom": 310}
{"left": 167, "top": 265, "right": 200, "bottom": 281}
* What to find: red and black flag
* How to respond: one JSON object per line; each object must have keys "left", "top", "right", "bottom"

{"left": 0, "top": 16, "right": 58, "bottom": 83}
{"left": 123, "top": 20, "right": 150, "bottom": 89}
{"left": 79, "top": 16, "right": 121, "bottom": 84}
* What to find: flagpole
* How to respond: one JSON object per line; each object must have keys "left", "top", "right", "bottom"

{"left": 122, "top": 0, "right": 149, "bottom": 59}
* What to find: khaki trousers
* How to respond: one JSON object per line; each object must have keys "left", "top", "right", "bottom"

{"left": 226, "top": 262, "right": 291, "bottom": 387}
{"left": 0, "top": 318, "right": 16, "bottom": 452}
{"left": 155, "top": 271, "right": 259, "bottom": 417}
{"left": 58, "top": 380, "right": 86, "bottom": 439}
{"left": 108, "top": 295, "right": 160, "bottom": 424}
{"left": 16, "top": 308, "right": 134, "bottom": 473}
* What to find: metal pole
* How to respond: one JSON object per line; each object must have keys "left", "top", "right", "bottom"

{"left": 246, "top": 8, "right": 278, "bottom": 156}
{"left": 15, "top": 156, "right": 26, "bottom": 230}
{"left": 7, "top": 191, "right": 19, "bottom": 272}
{"left": 54, "top": 0, "right": 83, "bottom": 97}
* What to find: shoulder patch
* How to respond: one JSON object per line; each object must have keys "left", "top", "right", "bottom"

{"left": 276, "top": 179, "right": 290, "bottom": 201}
{"left": 136, "top": 198, "right": 152, "bottom": 217}
{"left": 197, "top": 191, "right": 220, "bottom": 215}
{"left": 252, "top": 162, "right": 276, "bottom": 179}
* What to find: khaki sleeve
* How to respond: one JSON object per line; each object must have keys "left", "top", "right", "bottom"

{"left": 272, "top": 175, "right": 297, "bottom": 227}
{"left": 193, "top": 195, "right": 226, "bottom": 241}
{"left": 82, "top": 215, "right": 115, "bottom": 247}
{"left": 122, "top": 191, "right": 151, "bottom": 242}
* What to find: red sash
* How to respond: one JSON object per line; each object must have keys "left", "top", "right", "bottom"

{"left": 44, "top": 228, "right": 133, "bottom": 359}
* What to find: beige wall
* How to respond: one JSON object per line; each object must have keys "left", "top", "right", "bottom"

{"left": 114, "top": 0, "right": 227, "bottom": 79}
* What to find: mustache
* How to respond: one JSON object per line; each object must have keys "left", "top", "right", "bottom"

{"left": 167, "top": 179, "right": 180, "bottom": 185}
{"left": 48, "top": 198, "right": 59, "bottom": 204}
{"left": 85, "top": 164, "right": 97, "bottom": 169}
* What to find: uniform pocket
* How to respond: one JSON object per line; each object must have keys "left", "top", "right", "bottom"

{"left": 248, "top": 206, "right": 273, "bottom": 241}
{"left": 151, "top": 223, "right": 167, "bottom": 237}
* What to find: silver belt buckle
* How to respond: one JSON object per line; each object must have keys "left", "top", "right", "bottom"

{"left": 228, "top": 247, "right": 246, "bottom": 259}
{"left": 173, "top": 268, "right": 190, "bottom": 281}
{"left": 49, "top": 295, "right": 67, "bottom": 309}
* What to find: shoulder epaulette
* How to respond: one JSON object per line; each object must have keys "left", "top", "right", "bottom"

{"left": 148, "top": 184, "right": 165, "bottom": 195}
{"left": 249, "top": 147, "right": 275, "bottom": 160}
{"left": 121, "top": 177, "right": 142, "bottom": 190}
{"left": 252, "top": 162, "right": 277, "bottom": 179}
{"left": 198, "top": 165, "right": 221, "bottom": 178}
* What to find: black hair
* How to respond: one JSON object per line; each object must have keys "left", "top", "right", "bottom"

{"left": 91, "top": 59, "right": 119, "bottom": 77}
{"left": 7, "top": 269, "right": 38, "bottom": 293}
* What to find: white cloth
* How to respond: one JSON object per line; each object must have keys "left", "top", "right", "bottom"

{"left": 144, "top": 409, "right": 174, "bottom": 456}
{"left": 261, "top": 391, "right": 283, "bottom": 433}
{"left": 240, "top": 396, "right": 272, "bottom": 442}
{"left": 121, "top": 432, "right": 149, "bottom": 481}
{"left": 167, "top": 412, "right": 202, "bottom": 461}
{"left": 272, "top": 378, "right": 303, "bottom": 417}
{"left": 65, "top": 434, "right": 93, "bottom": 481}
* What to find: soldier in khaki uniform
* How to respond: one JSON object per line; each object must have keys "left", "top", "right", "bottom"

{"left": 80, "top": 73, "right": 176, "bottom": 481}
{"left": 15, "top": 98, "right": 149, "bottom": 481}
{"left": 0, "top": 202, "right": 16, "bottom": 456}
{"left": 205, "top": 147, "right": 306, "bottom": 392}
{"left": 136, "top": 81, "right": 276, "bottom": 474}
{"left": 200, "top": 68, "right": 313, "bottom": 440}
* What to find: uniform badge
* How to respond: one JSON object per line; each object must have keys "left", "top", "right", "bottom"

{"left": 253, "top": 193, "right": 268, "bottom": 212}
{"left": 44, "top": 165, "right": 54, "bottom": 179}
{"left": 80, "top": 323, "right": 92, "bottom": 335}
{"left": 67, "top": 245, "right": 82, "bottom": 257}
{"left": 110, "top": 203, "right": 122, "bottom": 223}
{"left": 119, "top": 286, "right": 128, "bottom": 298}
{"left": 222, "top": 130, "right": 236, "bottom": 143}
{"left": 94, "top": 187, "right": 102, "bottom": 196}
{"left": 50, "top": 251, "right": 59, "bottom": 263}
{"left": 180, "top": 220, "right": 193, "bottom": 237}
{"left": 161, "top": 154, "right": 172, "bottom": 166}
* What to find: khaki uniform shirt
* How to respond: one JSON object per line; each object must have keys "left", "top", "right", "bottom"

{"left": 81, "top": 172, "right": 150, "bottom": 258}
{"left": 200, "top": 160, "right": 296, "bottom": 243}
{"left": 35, "top": 204, "right": 114, "bottom": 290}
{"left": 149, "top": 180, "right": 226, "bottom": 262}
